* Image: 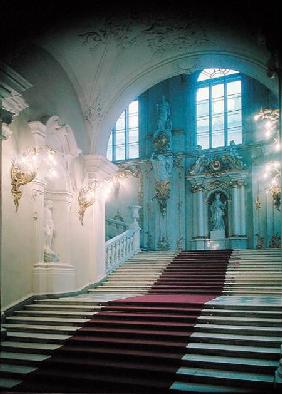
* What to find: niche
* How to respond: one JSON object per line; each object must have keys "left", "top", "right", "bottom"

{"left": 208, "top": 191, "right": 229, "bottom": 238}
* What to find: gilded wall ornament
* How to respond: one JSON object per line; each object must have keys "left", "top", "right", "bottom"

{"left": 176, "top": 236, "right": 184, "bottom": 251}
{"left": 255, "top": 234, "right": 264, "bottom": 249}
{"left": 269, "top": 234, "right": 281, "bottom": 248}
{"left": 158, "top": 236, "right": 170, "bottom": 250}
{"left": 152, "top": 180, "right": 170, "bottom": 216}
{"left": 189, "top": 145, "right": 246, "bottom": 177}
{"left": 78, "top": 186, "right": 96, "bottom": 225}
{"left": 255, "top": 196, "right": 262, "bottom": 210}
{"left": 270, "top": 185, "right": 281, "bottom": 211}
{"left": 153, "top": 131, "right": 171, "bottom": 153}
{"left": 117, "top": 162, "right": 141, "bottom": 178}
{"left": 11, "top": 162, "right": 36, "bottom": 211}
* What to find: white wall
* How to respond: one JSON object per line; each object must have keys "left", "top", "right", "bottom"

{"left": 1, "top": 116, "right": 37, "bottom": 309}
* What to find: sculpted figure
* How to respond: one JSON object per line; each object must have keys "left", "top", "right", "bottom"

{"left": 210, "top": 193, "right": 226, "bottom": 231}
{"left": 156, "top": 95, "right": 172, "bottom": 132}
{"left": 44, "top": 200, "right": 59, "bottom": 262}
{"left": 152, "top": 154, "right": 173, "bottom": 181}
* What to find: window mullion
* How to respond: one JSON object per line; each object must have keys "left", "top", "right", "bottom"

{"left": 125, "top": 109, "right": 129, "bottom": 160}
{"left": 224, "top": 80, "right": 228, "bottom": 146}
{"left": 112, "top": 128, "right": 116, "bottom": 162}
{"left": 209, "top": 83, "right": 212, "bottom": 148}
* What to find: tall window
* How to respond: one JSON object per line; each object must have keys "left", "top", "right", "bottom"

{"left": 107, "top": 100, "right": 139, "bottom": 161}
{"left": 196, "top": 68, "right": 242, "bottom": 149}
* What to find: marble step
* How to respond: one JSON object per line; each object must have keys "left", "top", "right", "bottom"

{"left": 6, "top": 331, "right": 70, "bottom": 343}
{"left": 205, "top": 304, "right": 282, "bottom": 312}
{"left": 0, "top": 351, "right": 50, "bottom": 366}
{"left": 120, "top": 267, "right": 168, "bottom": 270}
{"left": 25, "top": 304, "right": 102, "bottom": 312}
{"left": 88, "top": 288, "right": 148, "bottom": 293}
{"left": 194, "top": 323, "right": 282, "bottom": 336}
{"left": 201, "top": 308, "right": 282, "bottom": 319}
{"left": 170, "top": 381, "right": 253, "bottom": 392}
{"left": 197, "top": 315, "right": 282, "bottom": 327}
{"left": 174, "top": 367, "right": 274, "bottom": 389}
{"left": 224, "top": 279, "right": 282, "bottom": 284}
{"left": 181, "top": 353, "right": 278, "bottom": 373}
{"left": 0, "top": 377, "right": 22, "bottom": 389}
{"left": 4, "top": 323, "right": 78, "bottom": 335}
{"left": 186, "top": 342, "right": 280, "bottom": 360}
{"left": 226, "top": 270, "right": 282, "bottom": 275}
{"left": 0, "top": 363, "right": 36, "bottom": 379}
{"left": 5, "top": 316, "right": 90, "bottom": 326}
{"left": 108, "top": 274, "right": 161, "bottom": 278}
{"left": 228, "top": 262, "right": 282, "bottom": 266}
{"left": 14, "top": 310, "right": 97, "bottom": 318}
{"left": 190, "top": 332, "right": 281, "bottom": 347}
{"left": 222, "top": 290, "right": 282, "bottom": 295}
{"left": 224, "top": 284, "right": 282, "bottom": 289}
{"left": 1, "top": 341, "right": 61, "bottom": 354}
{"left": 88, "top": 290, "right": 145, "bottom": 297}
{"left": 34, "top": 298, "right": 108, "bottom": 305}
{"left": 100, "top": 284, "right": 152, "bottom": 288}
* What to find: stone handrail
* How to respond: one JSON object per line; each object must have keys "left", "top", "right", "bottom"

{"left": 106, "top": 218, "right": 128, "bottom": 240}
{"left": 105, "top": 227, "right": 140, "bottom": 273}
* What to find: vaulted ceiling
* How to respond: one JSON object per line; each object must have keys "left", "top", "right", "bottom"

{"left": 1, "top": 1, "right": 281, "bottom": 154}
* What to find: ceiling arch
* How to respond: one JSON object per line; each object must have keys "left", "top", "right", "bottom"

{"left": 14, "top": 14, "right": 278, "bottom": 155}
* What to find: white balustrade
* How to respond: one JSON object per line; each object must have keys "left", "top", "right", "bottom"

{"left": 105, "top": 227, "right": 140, "bottom": 273}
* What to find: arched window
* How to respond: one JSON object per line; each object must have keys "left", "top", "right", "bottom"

{"left": 196, "top": 68, "right": 242, "bottom": 149}
{"left": 107, "top": 100, "right": 139, "bottom": 162}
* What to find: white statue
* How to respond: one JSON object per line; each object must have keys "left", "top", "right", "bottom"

{"left": 43, "top": 200, "right": 59, "bottom": 262}
{"left": 156, "top": 95, "right": 172, "bottom": 132}
{"left": 210, "top": 193, "right": 226, "bottom": 231}
{"left": 152, "top": 154, "right": 173, "bottom": 181}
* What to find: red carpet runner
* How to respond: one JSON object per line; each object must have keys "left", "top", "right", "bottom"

{"left": 14, "top": 250, "right": 231, "bottom": 393}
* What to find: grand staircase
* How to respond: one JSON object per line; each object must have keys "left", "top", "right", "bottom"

{"left": 0, "top": 251, "right": 175, "bottom": 390}
{"left": 0, "top": 248, "right": 281, "bottom": 393}
{"left": 88, "top": 251, "right": 176, "bottom": 297}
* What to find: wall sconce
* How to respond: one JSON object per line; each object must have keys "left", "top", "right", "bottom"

{"left": 11, "top": 146, "right": 58, "bottom": 211}
{"left": 78, "top": 184, "right": 96, "bottom": 225}
{"left": 264, "top": 162, "right": 281, "bottom": 211}
{"left": 254, "top": 108, "right": 280, "bottom": 149}
{"left": 11, "top": 160, "right": 36, "bottom": 211}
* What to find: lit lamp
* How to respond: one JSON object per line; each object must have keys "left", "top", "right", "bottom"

{"left": 11, "top": 146, "right": 58, "bottom": 211}
{"left": 264, "top": 162, "right": 281, "bottom": 211}
{"left": 78, "top": 185, "right": 96, "bottom": 225}
{"left": 11, "top": 158, "right": 36, "bottom": 211}
{"left": 254, "top": 108, "right": 279, "bottom": 148}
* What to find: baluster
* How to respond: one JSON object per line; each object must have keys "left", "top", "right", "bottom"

{"left": 117, "top": 240, "right": 121, "bottom": 263}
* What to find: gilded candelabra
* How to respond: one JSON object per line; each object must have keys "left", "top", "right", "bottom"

{"left": 78, "top": 186, "right": 96, "bottom": 225}
{"left": 152, "top": 180, "right": 171, "bottom": 216}
{"left": 11, "top": 162, "right": 36, "bottom": 211}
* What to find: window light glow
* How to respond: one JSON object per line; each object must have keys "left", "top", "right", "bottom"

{"left": 107, "top": 100, "right": 139, "bottom": 162}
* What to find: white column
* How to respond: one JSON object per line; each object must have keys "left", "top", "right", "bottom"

{"left": 83, "top": 155, "right": 118, "bottom": 282}
{"left": 31, "top": 178, "right": 46, "bottom": 264}
{"left": 239, "top": 181, "right": 246, "bottom": 236}
{"left": 192, "top": 190, "right": 198, "bottom": 238}
{"left": 46, "top": 191, "right": 73, "bottom": 265}
{"left": 33, "top": 190, "right": 76, "bottom": 294}
{"left": 129, "top": 205, "right": 141, "bottom": 253}
{"left": 231, "top": 182, "right": 240, "bottom": 236}
{"left": 197, "top": 189, "right": 205, "bottom": 237}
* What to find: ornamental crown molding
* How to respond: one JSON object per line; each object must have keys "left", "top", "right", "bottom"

{"left": 0, "top": 62, "right": 32, "bottom": 116}
{"left": 83, "top": 154, "right": 118, "bottom": 182}
{"left": 28, "top": 121, "right": 47, "bottom": 146}
{"left": 187, "top": 144, "right": 246, "bottom": 177}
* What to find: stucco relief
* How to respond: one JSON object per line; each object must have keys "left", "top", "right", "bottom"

{"left": 78, "top": 16, "right": 210, "bottom": 55}
{"left": 84, "top": 100, "right": 103, "bottom": 123}
{"left": 188, "top": 144, "right": 246, "bottom": 177}
{"left": 117, "top": 162, "right": 141, "bottom": 178}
